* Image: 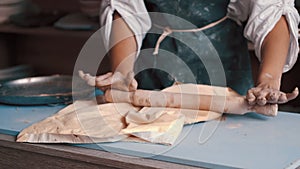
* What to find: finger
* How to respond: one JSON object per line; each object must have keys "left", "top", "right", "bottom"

{"left": 113, "top": 83, "right": 129, "bottom": 91}
{"left": 286, "top": 87, "right": 299, "bottom": 101}
{"left": 278, "top": 92, "right": 288, "bottom": 104}
{"left": 256, "top": 89, "right": 271, "bottom": 106}
{"left": 126, "top": 71, "right": 135, "bottom": 83}
{"left": 266, "top": 90, "right": 281, "bottom": 104}
{"left": 129, "top": 79, "right": 138, "bottom": 91}
{"left": 246, "top": 88, "right": 257, "bottom": 105}
{"left": 78, "top": 70, "right": 97, "bottom": 86}
{"left": 110, "top": 73, "right": 128, "bottom": 90}
{"left": 127, "top": 71, "right": 137, "bottom": 91}
{"left": 277, "top": 87, "right": 299, "bottom": 104}
{"left": 78, "top": 70, "right": 92, "bottom": 81}
{"left": 110, "top": 72, "right": 135, "bottom": 91}
{"left": 246, "top": 88, "right": 261, "bottom": 105}
{"left": 86, "top": 78, "right": 96, "bottom": 86}
{"left": 95, "top": 72, "right": 113, "bottom": 81}
{"left": 95, "top": 76, "right": 113, "bottom": 87}
{"left": 111, "top": 72, "right": 126, "bottom": 83}
{"left": 246, "top": 89, "right": 256, "bottom": 103}
{"left": 78, "top": 70, "right": 85, "bottom": 79}
{"left": 83, "top": 73, "right": 96, "bottom": 86}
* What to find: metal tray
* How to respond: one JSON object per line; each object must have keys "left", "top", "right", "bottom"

{"left": 0, "top": 75, "right": 93, "bottom": 105}
{"left": 0, "top": 65, "right": 35, "bottom": 83}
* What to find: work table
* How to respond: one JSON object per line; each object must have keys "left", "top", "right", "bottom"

{"left": 0, "top": 104, "right": 300, "bottom": 169}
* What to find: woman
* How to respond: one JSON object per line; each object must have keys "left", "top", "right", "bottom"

{"left": 88, "top": 0, "right": 299, "bottom": 106}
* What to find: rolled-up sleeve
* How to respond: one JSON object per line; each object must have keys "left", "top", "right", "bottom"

{"left": 228, "top": 0, "right": 300, "bottom": 72}
{"left": 99, "top": 0, "right": 152, "bottom": 57}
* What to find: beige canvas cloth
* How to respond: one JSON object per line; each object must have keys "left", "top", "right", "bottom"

{"left": 17, "top": 84, "right": 230, "bottom": 145}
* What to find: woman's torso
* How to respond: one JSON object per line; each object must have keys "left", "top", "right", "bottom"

{"left": 135, "top": 0, "right": 253, "bottom": 95}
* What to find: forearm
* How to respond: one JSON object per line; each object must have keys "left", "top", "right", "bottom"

{"left": 109, "top": 12, "right": 137, "bottom": 76}
{"left": 257, "top": 16, "right": 290, "bottom": 88}
{"left": 246, "top": 16, "right": 299, "bottom": 105}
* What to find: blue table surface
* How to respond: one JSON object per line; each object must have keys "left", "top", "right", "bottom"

{"left": 0, "top": 104, "right": 300, "bottom": 169}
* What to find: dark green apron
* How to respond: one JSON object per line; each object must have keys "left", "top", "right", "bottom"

{"left": 134, "top": 0, "right": 253, "bottom": 95}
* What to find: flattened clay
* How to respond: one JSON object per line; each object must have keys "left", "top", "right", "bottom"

{"left": 17, "top": 84, "right": 237, "bottom": 145}
{"left": 17, "top": 101, "right": 139, "bottom": 143}
{"left": 137, "top": 84, "right": 225, "bottom": 125}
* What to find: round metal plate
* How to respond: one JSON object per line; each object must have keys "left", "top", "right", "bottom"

{"left": 0, "top": 75, "right": 93, "bottom": 105}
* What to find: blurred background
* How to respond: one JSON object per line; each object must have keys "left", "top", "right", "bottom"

{"left": 0, "top": 0, "right": 299, "bottom": 111}
{"left": 0, "top": 0, "right": 100, "bottom": 75}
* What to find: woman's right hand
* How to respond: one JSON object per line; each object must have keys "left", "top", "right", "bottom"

{"left": 79, "top": 70, "right": 137, "bottom": 92}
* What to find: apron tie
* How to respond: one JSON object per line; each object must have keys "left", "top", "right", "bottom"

{"left": 153, "top": 15, "right": 228, "bottom": 55}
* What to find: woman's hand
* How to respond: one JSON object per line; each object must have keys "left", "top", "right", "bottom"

{"left": 79, "top": 70, "right": 137, "bottom": 92}
{"left": 246, "top": 73, "right": 298, "bottom": 105}
{"left": 247, "top": 16, "right": 299, "bottom": 106}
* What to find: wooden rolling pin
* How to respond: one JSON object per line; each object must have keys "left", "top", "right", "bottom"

{"left": 104, "top": 89, "right": 278, "bottom": 116}
{"left": 79, "top": 71, "right": 299, "bottom": 116}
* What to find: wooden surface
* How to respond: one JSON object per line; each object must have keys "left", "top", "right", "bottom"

{"left": 0, "top": 134, "right": 200, "bottom": 169}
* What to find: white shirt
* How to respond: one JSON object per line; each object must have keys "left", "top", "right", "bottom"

{"left": 100, "top": 0, "right": 300, "bottom": 72}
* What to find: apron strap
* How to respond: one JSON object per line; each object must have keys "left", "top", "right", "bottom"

{"left": 153, "top": 15, "right": 228, "bottom": 55}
